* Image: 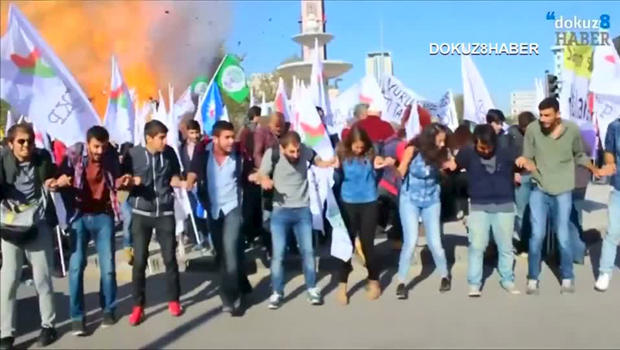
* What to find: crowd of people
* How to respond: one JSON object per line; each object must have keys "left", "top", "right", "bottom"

{"left": 0, "top": 97, "right": 618, "bottom": 349}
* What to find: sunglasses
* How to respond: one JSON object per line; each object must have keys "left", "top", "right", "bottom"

{"left": 15, "top": 138, "right": 33, "bottom": 146}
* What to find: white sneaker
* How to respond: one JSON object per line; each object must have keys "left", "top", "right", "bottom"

{"left": 526, "top": 279, "right": 539, "bottom": 295}
{"left": 468, "top": 285, "right": 481, "bottom": 297}
{"left": 560, "top": 279, "right": 575, "bottom": 294}
{"left": 595, "top": 273, "right": 611, "bottom": 292}
{"left": 501, "top": 282, "right": 521, "bottom": 295}
{"left": 307, "top": 288, "right": 323, "bottom": 305}
{"left": 268, "top": 292, "right": 283, "bottom": 310}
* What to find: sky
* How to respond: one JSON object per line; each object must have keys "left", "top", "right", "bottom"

{"left": 225, "top": 0, "right": 619, "bottom": 113}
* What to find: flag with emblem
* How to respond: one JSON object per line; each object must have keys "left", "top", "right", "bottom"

{"left": 0, "top": 4, "right": 99, "bottom": 147}
{"left": 103, "top": 55, "right": 134, "bottom": 145}
{"left": 194, "top": 79, "right": 228, "bottom": 136}
{"left": 215, "top": 54, "right": 249, "bottom": 103}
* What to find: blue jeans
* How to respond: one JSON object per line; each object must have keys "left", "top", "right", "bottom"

{"left": 397, "top": 198, "right": 448, "bottom": 282}
{"left": 467, "top": 210, "right": 515, "bottom": 288}
{"left": 528, "top": 188, "right": 574, "bottom": 280}
{"left": 121, "top": 200, "right": 133, "bottom": 249}
{"left": 599, "top": 189, "right": 620, "bottom": 275}
{"left": 69, "top": 213, "right": 117, "bottom": 321}
{"left": 270, "top": 207, "right": 316, "bottom": 295}
{"left": 514, "top": 173, "right": 534, "bottom": 241}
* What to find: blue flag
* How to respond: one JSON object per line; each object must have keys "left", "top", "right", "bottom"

{"left": 198, "top": 81, "right": 227, "bottom": 136}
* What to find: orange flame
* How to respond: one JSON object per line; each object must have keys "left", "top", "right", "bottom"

{"left": 1, "top": 1, "right": 230, "bottom": 118}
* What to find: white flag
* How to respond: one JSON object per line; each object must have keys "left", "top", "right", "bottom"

{"left": 310, "top": 38, "right": 334, "bottom": 129}
{"left": 590, "top": 43, "right": 620, "bottom": 96}
{"left": 172, "top": 85, "right": 195, "bottom": 126}
{"left": 331, "top": 83, "right": 361, "bottom": 136}
{"left": 461, "top": 55, "right": 495, "bottom": 124}
{"left": 590, "top": 43, "right": 620, "bottom": 144}
{"left": 360, "top": 75, "right": 385, "bottom": 113}
{"left": 594, "top": 94, "right": 620, "bottom": 147}
{"left": 133, "top": 101, "right": 150, "bottom": 146}
{"left": 103, "top": 56, "right": 135, "bottom": 145}
{"left": 273, "top": 77, "right": 292, "bottom": 123}
{"left": 0, "top": 4, "right": 99, "bottom": 147}
{"left": 559, "top": 45, "right": 594, "bottom": 130}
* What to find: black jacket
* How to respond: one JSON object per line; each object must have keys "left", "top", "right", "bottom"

{"left": 122, "top": 145, "right": 181, "bottom": 216}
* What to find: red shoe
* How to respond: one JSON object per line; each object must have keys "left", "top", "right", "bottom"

{"left": 168, "top": 301, "right": 183, "bottom": 317}
{"left": 128, "top": 306, "right": 144, "bottom": 326}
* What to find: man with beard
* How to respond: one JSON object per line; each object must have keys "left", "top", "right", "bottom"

{"left": 187, "top": 121, "right": 252, "bottom": 316}
{"left": 250, "top": 131, "right": 338, "bottom": 310}
{"left": 515, "top": 97, "right": 601, "bottom": 295}
{"left": 447, "top": 124, "right": 520, "bottom": 297}
{"left": 57, "top": 126, "right": 127, "bottom": 335}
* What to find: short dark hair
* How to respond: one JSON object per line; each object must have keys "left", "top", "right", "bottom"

{"left": 7, "top": 123, "right": 35, "bottom": 144}
{"left": 186, "top": 120, "right": 201, "bottom": 132}
{"left": 279, "top": 131, "right": 301, "bottom": 148}
{"left": 517, "top": 111, "right": 536, "bottom": 130}
{"left": 247, "top": 106, "right": 262, "bottom": 120}
{"left": 144, "top": 120, "right": 168, "bottom": 139}
{"left": 473, "top": 124, "right": 497, "bottom": 148}
{"left": 212, "top": 120, "right": 234, "bottom": 137}
{"left": 486, "top": 109, "right": 506, "bottom": 124}
{"left": 538, "top": 97, "right": 559, "bottom": 112}
{"left": 86, "top": 125, "right": 109, "bottom": 143}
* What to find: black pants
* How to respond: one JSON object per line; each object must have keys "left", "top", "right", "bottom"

{"left": 242, "top": 183, "right": 264, "bottom": 241}
{"left": 339, "top": 201, "right": 380, "bottom": 283}
{"left": 377, "top": 187, "right": 402, "bottom": 242}
{"left": 131, "top": 214, "right": 180, "bottom": 307}
{"left": 209, "top": 207, "right": 252, "bottom": 308}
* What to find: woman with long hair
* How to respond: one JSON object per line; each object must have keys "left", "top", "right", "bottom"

{"left": 395, "top": 123, "right": 453, "bottom": 299}
{"left": 334, "top": 126, "right": 395, "bottom": 305}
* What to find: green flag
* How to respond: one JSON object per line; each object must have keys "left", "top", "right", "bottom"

{"left": 190, "top": 76, "right": 209, "bottom": 96}
{"left": 216, "top": 54, "right": 249, "bottom": 103}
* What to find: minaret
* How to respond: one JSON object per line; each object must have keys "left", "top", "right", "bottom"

{"left": 276, "top": 0, "right": 351, "bottom": 84}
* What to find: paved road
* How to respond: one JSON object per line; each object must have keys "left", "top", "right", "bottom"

{"left": 9, "top": 184, "right": 620, "bottom": 349}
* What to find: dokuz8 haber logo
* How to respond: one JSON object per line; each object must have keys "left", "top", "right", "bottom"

{"left": 547, "top": 12, "right": 612, "bottom": 46}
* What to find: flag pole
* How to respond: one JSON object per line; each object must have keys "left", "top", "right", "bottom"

{"left": 199, "top": 54, "right": 228, "bottom": 103}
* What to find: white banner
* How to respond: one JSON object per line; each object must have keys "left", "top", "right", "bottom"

{"left": 380, "top": 75, "right": 417, "bottom": 124}
{"left": 420, "top": 90, "right": 459, "bottom": 131}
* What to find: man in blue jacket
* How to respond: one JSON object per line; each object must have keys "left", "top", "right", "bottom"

{"left": 448, "top": 124, "right": 520, "bottom": 297}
